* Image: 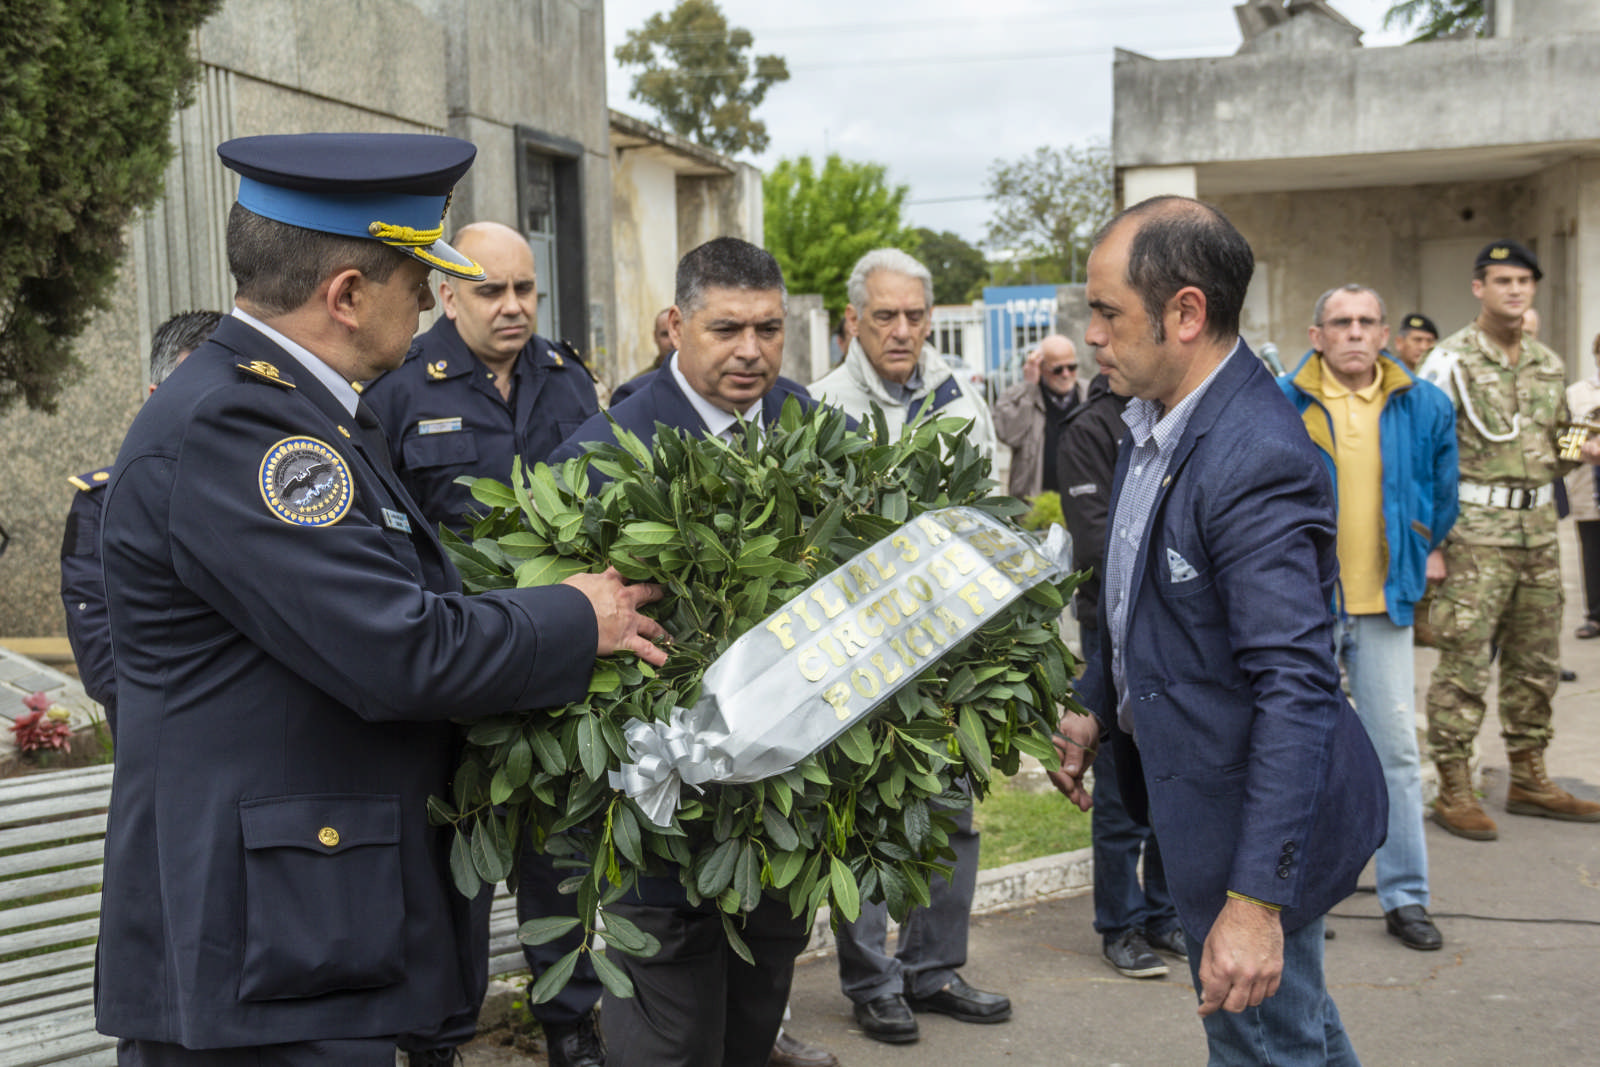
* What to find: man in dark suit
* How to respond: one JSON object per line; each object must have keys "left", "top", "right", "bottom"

{"left": 1049, "top": 196, "right": 1386, "bottom": 1065}
{"left": 549, "top": 238, "right": 826, "bottom": 1067}
{"left": 94, "top": 132, "right": 666, "bottom": 1067}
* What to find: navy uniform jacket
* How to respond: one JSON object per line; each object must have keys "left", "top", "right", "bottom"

{"left": 95, "top": 315, "right": 599, "bottom": 1049}
{"left": 60, "top": 467, "right": 117, "bottom": 723}
{"left": 362, "top": 317, "right": 599, "bottom": 533}
{"left": 1082, "top": 345, "right": 1386, "bottom": 942}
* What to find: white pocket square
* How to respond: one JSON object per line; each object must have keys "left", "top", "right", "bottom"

{"left": 1166, "top": 547, "right": 1199, "bottom": 583}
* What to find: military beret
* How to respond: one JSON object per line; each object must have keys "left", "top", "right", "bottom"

{"left": 217, "top": 133, "right": 485, "bottom": 280}
{"left": 1399, "top": 313, "right": 1438, "bottom": 336}
{"left": 1474, "top": 239, "right": 1542, "bottom": 280}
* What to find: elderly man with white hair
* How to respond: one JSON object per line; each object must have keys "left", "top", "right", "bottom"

{"left": 811, "top": 248, "right": 1009, "bottom": 1045}
{"left": 812, "top": 248, "right": 997, "bottom": 464}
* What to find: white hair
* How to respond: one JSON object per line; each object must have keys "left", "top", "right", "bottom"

{"left": 846, "top": 248, "right": 933, "bottom": 311}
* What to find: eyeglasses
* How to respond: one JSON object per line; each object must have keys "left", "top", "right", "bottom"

{"left": 1047, "top": 364, "right": 1078, "bottom": 376}
{"left": 868, "top": 308, "right": 928, "bottom": 328}
{"left": 1317, "top": 317, "right": 1382, "bottom": 332}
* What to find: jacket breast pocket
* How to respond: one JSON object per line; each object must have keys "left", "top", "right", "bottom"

{"left": 402, "top": 430, "right": 478, "bottom": 471}
{"left": 238, "top": 794, "right": 404, "bottom": 1001}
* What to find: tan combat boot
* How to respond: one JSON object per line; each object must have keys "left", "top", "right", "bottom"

{"left": 1433, "top": 759, "right": 1498, "bottom": 840}
{"left": 1506, "top": 750, "right": 1600, "bottom": 821}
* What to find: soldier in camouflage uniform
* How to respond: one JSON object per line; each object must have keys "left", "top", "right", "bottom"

{"left": 1418, "top": 240, "right": 1600, "bottom": 840}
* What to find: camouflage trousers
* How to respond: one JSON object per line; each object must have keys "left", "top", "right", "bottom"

{"left": 1425, "top": 540, "right": 1561, "bottom": 763}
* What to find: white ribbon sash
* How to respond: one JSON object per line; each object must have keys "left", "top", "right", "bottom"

{"left": 610, "top": 507, "right": 1071, "bottom": 826}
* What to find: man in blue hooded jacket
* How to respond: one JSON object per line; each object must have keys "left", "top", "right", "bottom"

{"left": 1279, "top": 283, "right": 1458, "bottom": 951}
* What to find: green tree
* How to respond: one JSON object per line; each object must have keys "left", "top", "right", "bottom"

{"left": 615, "top": 0, "right": 790, "bottom": 156}
{"left": 0, "top": 0, "right": 221, "bottom": 414}
{"left": 911, "top": 228, "right": 988, "bottom": 306}
{"left": 763, "top": 155, "right": 917, "bottom": 319}
{"left": 1383, "top": 0, "right": 1485, "bottom": 40}
{"left": 984, "top": 143, "right": 1113, "bottom": 286}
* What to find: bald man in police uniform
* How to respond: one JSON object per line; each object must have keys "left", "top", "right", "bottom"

{"left": 363, "top": 221, "right": 598, "bottom": 533}
{"left": 93, "top": 133, "right": 665, "bottom": 1067}
{"left": 361, "top": 220, "right": 605, "bottom": 1067}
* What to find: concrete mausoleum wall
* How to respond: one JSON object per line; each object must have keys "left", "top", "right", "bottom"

{"left": 0, "top": 0, "right": 614, "bottom": 636}
{"left": 608, "top": 111, "right": 765, "bottom": 384}
{"left": 1112, "top": 4, "right": 1600, "bottom": 377}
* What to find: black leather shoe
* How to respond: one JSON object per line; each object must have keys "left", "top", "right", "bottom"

{"left": 1561, "top": 668, "right": 1578, "bottom": 682}
{"left": 544, "top": 1011, "right": 606, "bottom": 1067}
{"left": 406, "top": 1050, "right": 460, "bottom": 1066}
{"left": 1103, "top": 929, "right": 1168, "bottom": 978}
{"left": 1144, "top": 925, "right": 1189, "bottom": 960}
{"left": 906, "top": 974, "right": 1012, "bottom": 1024}
{"left": 769, "top": 1028, "right": 840, "bottom": 1066}
{"left": 853, "top": 993, "right": 920, "bottom": 1044}
{"left": 1385, "top": 905, "right": 1443, "bottom": 951}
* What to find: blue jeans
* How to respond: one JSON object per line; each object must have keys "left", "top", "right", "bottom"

{"left": 1188, "top": 918, "right": 1360, "bottom": 1066}
{"left": 1338, "top": 613, "right": 1428, "bottom": 913}
{"left": 1084, "top": 623, "right": 1178, "bottom": 940}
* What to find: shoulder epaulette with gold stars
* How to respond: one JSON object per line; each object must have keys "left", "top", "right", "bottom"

{"left": 67, "top": 467, "right": 113, "bottom": 492}
{"left": 236, "top": 360, "right": 295, "bottom": 389}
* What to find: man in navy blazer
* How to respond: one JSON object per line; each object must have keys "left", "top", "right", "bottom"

{"left": 549, "top": 237, "right": 825, "bottom": 1067}
{"left": 1050, "top": 197, "right": 1385, "bottom": 1065}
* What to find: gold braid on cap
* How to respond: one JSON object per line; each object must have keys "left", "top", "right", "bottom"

{"left": 367, "top": 220, "right": 445, "bottom": 247}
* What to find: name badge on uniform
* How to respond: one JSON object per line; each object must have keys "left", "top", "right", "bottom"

{"left": 382, "top": 508, "right": 412, "bottom": 534}
{"left": 417, "top": 417, "right": 463, "bottom": 435}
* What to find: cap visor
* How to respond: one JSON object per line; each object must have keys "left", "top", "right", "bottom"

{"left": 398, "top": 238, "right": 484, "bottom": 280}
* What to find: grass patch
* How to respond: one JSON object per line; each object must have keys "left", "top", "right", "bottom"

{"left": 973, "top": 772, "right": 1091, "bottom": 869}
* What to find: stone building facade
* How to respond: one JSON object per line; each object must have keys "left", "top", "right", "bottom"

{"left": 0, "top": 0, "right": 614, "bottom": 634}
{"left": 1113, "top": 0, "right": 1600, "bottom": 372}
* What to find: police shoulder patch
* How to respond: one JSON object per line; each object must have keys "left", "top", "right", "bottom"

{"left": 259, "top": 436, "right": 353, "bottom": 526}
{"left": 237, "top": 361, "right": 296, "bottom": 388}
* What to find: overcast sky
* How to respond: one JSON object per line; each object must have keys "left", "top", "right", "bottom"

{"left": 602, "top": 1, "right": 1413, "bottom": 246}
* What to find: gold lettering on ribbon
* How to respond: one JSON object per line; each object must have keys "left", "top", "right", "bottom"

{"left": 835, "top": 617, "right": 870, "bottom": 656}
{"left": 798, "top": 646, "right": 828, "bottom": 682}
{"left": 767, "top": 613, "right": 797, "bottom": 650}
{"left": 870, "top": 651, "right": 905, "bottom": 687}
{"left": 811, "top": 585, "right": 848, "bottom": 619}
{"left": 793, "top": 599, "right": 823, "bottom": 632}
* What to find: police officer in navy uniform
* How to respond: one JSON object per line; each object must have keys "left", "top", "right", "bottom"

{"left": 362, "top": 221, "right": 606, "bottom": 1067}
{"left": 60, "top": 310, "right": 222, "bottom": 734}
{"left": 93, "top": 132, "right": 666, "bottom": 1067}
{"left": 363, "top": 220, "right": 599, "bottom": 534}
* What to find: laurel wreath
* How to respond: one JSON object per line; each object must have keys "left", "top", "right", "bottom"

{"left": 432, "top": 399, "right": 1083, "bottom": 1001}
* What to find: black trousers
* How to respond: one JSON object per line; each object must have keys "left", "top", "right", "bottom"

{"left": 120, "top": 1038, "right": 395, "bottom": 1066}
{"left": 1578, "top": 520, "right": 1600, "bottom": 622}
{"left": 516, "top": 834, "right": 602, "bottom": 1027}
{"left": 600, "top": 894, "right": 810, "bottom": 1067}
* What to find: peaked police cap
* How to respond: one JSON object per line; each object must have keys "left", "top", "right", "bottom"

{"left": 217, "top": 133, "right": 485, "bottom": 280}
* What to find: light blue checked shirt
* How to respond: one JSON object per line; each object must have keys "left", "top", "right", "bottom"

{"left": 1104, "top": 342, "right": 1240, "bottom": 735}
